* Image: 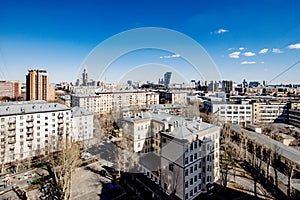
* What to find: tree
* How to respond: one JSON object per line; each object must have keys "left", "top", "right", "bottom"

{"left": 50, "top": 138, "right": 81, "bottom": 200}
{"left": 282, "top": 161, "right": 294, "bottom": 197}
{"left": 114, "top": 133, "right": 139, "bottom": 178}
{"left": 271, "top": 145, "right": 280, "bottom": 189}
{"left": 183, "top": 102, "right": 201, "bottom": 118}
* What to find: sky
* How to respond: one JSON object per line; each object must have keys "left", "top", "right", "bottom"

{"left": 1, "top": 0, "right": 300, "bottom": 84}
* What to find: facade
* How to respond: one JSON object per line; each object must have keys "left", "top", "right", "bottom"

{"left": 158, "top": 91, "right": 187, "bottom": 104}
{"left": 0, "top": 101, "right": 71, "bottom": 165}
{"left": 204, "top": 101, "right": 252, "bottom": 127}
{"left": 252, "top": 101, "right": 288, "bottom": 124}
{"left": 221, "top": 80, "right": 233, "bottom": 93}
{"left": 164, "top": 72, "right": 172, "bottom": 88}
{"left": 26, "top": 69, "right": 50, "bottom": 101}
{"left": 71, "top": 107, "right": 94, "bottom": 142}
{"left": 71, "top": 91, "right": 159, "bottom": 115}
{"left": 288, "top": 109, "right": 300, "bottom": 128}
{"left": 122, "top": 112, "right": 220, "bottom": 200}
{"left": 0, "top": 81, "right": 21, "bottom": 99}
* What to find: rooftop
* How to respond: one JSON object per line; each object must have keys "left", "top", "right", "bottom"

{"left": 72, "top": 106, "right": 93, "bottom": 117}
{"left": 0, "top": 101, "right": 70, "bottom": 116}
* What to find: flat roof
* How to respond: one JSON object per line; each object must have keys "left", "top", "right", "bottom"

{"left": 0, "top": 101, "right": 70, "bottom": 116}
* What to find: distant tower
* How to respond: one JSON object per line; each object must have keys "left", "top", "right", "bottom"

{"left": 26, "top": 69, "right": 49, "bottom": 101}
{"left": 164, "top": 72, "right": 172, "bottom": 88}
{"left": 222, "top": 80, "right": 233, "bottom": 93}
{"left": 82, "top": 68, "right": 88, "bottom": 86}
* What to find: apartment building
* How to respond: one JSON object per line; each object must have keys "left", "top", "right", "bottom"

{"left": 158, "top": 91, "right": 187, "bottom": 104}
{"left": 252, "top": 101, "right": 288, "bottom": 124}
{"left": 71, "top": 90, "right": 159, "bottom": 115}
{"left": 0, "top": 101, "right": 71, "bottom": 165}
{"left": 0, "top": 81, "right": 21, "bottom": 99}
{"left": 71, "top": 107, "right": 94, "bottom": 142}
{"left": 122, "top": 112, "right": 220, "bottom": 200}
{"left": 204, "top": 101, "right": 252, "bottom": 127}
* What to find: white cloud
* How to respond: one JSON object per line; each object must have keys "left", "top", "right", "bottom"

{"left": 241, "top": 61, "right": 256, "bottom": 65}
{"left": 259, "top": 48, "right": 268, "bottom": 54}
{"left": 228, "top": 51, "right": 241, "bottom": 59}
{"left": 272, "top": 48, "right": 283, "bottom": 53}
{"left": 288, "top": 43, "right": 300, "bottom": 49}
{"left": 239, "top": 47, "right": 245, "bottom": 51}
{"left": 243, "top": 52, "right": 256, "bottom": 57}
{"left": 228, "top": 47, "right": 234, "bottom": 50}
{"left": 159, "top": 54, "right": 181, "bottom": 59}
{"left": 216, "top": 28, "right": 229, "bottom": 34}
{"left": 261, "top": 61, "right": 265, "bottom": 64}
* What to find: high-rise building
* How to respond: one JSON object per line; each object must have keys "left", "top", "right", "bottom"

{"left": 221, "top": 80, "right": 233, "bottom": 93}
{"left": 26, "top": 69, "right": 49, "bottom": 101}
{"left": 164, "top": 72, "right": 172, "bottom": 88}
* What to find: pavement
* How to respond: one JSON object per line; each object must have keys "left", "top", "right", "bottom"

{"left": 70, "top": 160, "right": 113, "bottom": 200}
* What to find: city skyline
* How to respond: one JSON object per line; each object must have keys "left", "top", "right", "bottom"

{"left": 1, "top": 0, "right": 300, "bottom": 84}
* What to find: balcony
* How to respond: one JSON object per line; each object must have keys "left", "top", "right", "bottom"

{"left": 26, "top": 123, "right": 34, "bottom": 128}
{"left": 58, "top": 113, "right": 64, "bottom": 119}
{"left": 28, "top": 142, "right": 32, "bottom": 147}
{"left": 58, "top": 119, "right": 64, "bottom": 124}
{"left": 26, "top": 136, "right": 33, "bottom": 141}
{"left": 26, "top": 117, "right": 34, "bottom": 122}
{"left": 8, "top": 126, "right": 16, "bottom": 131}
{"left": 8, "top": 132, "right": 16, "bottom": 137}
{"left": 8, "top": 139, "right": 16, "bottom": 144}
{"left": 9, "top": 145, "right": 14, "bottom": 151}
{"left": 26, "top": 129, "right": 33, "bottom": 134}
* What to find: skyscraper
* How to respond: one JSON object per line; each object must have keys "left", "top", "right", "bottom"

{"left": 26, "top": 69, "right": 49, "bottom": 101}
{"left": 163, "top": 72, "right": 172, "bottom": 88}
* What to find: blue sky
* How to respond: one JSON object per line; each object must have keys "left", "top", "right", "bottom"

{"left": 1, "top": 0, "right": 300, "bottom": 84}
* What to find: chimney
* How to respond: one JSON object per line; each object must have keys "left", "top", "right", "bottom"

{"left": 168, "top": 124, "right": 174, "bottom": 132}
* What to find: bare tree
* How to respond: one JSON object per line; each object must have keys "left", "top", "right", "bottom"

{"left": 183, "top": 102, "right": 200, "bottom": 118}
{"left": 51, "top": 138, "right": 81, "bottom": 200}
{"left": 114, "top": 134, "right": 139, "bottom": 178}
{"left": 282, "top": 161, "right": 294, "bottom": 197}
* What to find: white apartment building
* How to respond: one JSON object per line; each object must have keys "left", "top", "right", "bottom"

{"left": 71, "top": 107, "right": 94, "bottom": 142}
{"left": 0, "top": 101, "right": 71, "bottom": 165}
{"left": 204, "top": 101, "right": 252, "bottom": 127}
{"left": 252, "top": 101, "right": 288, "bottom": 124}
{"left": 122, "top": 112, "right": 220, "bottom": 200}
{"left": 71, "top": 90, "right": 159, "bottom": 115}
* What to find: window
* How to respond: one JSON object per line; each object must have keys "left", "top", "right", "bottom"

{"left": 190, "top": 166, "right": 193, "bottom": 174}
{"left": 138, "top": 142, "right": 140, "bottom": 148}
{"left": 185, "top": 181, "right": 188, "bottom": 188}
{"left": 169, "top": 163, "right": 174, "bottom": 171}
{"left": 45, "top": 117, "right": 48, "bottom": 120}
{"left": 185, "top": 169, "right": 188, "bottom": 176}
{"left": 194, "top": 164, "right": 197, "bottom": 171}
{"left": 185, "top": 193, "right": 188, "bottom": 200}
{"left": 198, "top": 173, "right": 201, "bottom": 179}
{"left": 194, "top": 153, "right": 197, "bottom": 160}
{"left": 185, "top": 158, "right": 188, "bottom": 165}
{"left": 194, "top": 186, "right": 197, "bottom": 193}
{"left": 190, "top": 178, "right": 193, "bottom": 185}
{"left": 190, "top": 155, "right": 193, "bottom": 162}
{"left": 194, "top": 142, "right": 197, "bottom": 149}
{"left": 190, "top": 190, "right": 193, "bottom": 197}
{"left": 194, "top": 175, "right": 197, "bottom": 182}
{"left": 190, "top": 143, "right": 193, "bottom": 151}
